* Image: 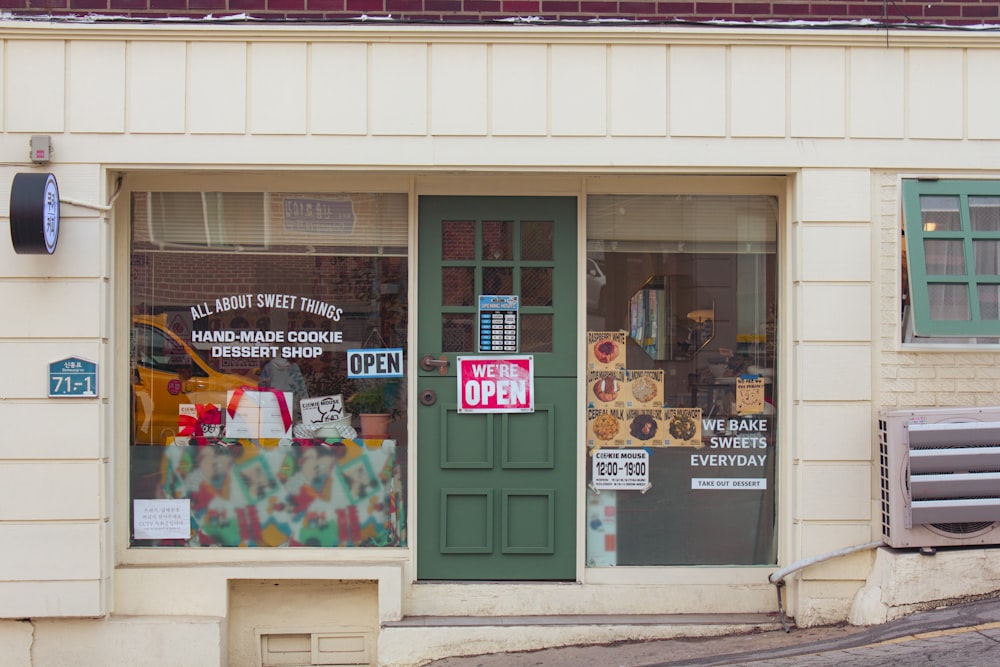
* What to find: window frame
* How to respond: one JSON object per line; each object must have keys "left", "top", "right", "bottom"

{"left": 902, "top": 178, "right": 1000, "bottom": 338}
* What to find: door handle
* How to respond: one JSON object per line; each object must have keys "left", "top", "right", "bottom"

{"left": 420, "top": 354, "right": 450, "bottom": 374}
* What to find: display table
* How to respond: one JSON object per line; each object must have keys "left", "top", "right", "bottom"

{"left": 132, "top": 437, "right": 403, "bottom": 548}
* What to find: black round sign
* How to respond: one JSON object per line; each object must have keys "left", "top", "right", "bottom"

{"left": 10, "top": 172, "right": 60, "bottom": 255}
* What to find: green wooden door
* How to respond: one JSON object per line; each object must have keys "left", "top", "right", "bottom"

{"left": 417, "top": 196, "right": 577, "bottom": 580}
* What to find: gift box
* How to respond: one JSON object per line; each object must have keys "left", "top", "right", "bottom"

{"left": 226, "top": 387, "right": 294, "bottom": 439}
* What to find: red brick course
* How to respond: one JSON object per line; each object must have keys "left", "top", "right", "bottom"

{"left": 3, "top": 0, "right": 998, "bottom": 25}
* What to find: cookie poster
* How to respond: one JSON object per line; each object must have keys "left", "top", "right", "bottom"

{"left": 588, "top": 369, "right": 627, "bottom": 410}
{"left": 587, "top": 330, "right": 627, "bottom": 371}
{"left": 666, "top": 407, "right": 702, "bottom": 448}
{"left": 624, "top": 408, "right": 667, "bottom": 447}
{"left": 587, "top": 407, "right": 627, "bottom": 449}
{"left": 625, "top": 369, "right": 664, "bottom": 408}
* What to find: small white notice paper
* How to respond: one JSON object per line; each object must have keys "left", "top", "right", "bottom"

{"left": 133, "top": 499, "right": 191, "bottom": 540}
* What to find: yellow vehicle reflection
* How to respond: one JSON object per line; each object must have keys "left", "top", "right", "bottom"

{"left": 132, "top": 314, "right": 257, "bottom": 445}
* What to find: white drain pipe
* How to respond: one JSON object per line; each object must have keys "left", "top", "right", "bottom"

{"left": 768, "top": 540, "right": 885, "bottom": 632}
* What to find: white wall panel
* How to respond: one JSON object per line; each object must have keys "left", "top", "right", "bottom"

{"left": 250, "top": 43, "right": 307, "bottom": 135}
{"left": 189, "top": 42, "right": 246, "bottom": 134}
{"left": 609, "top": 45, "right": 666, "bottom": 136}
{"left": 0, "top": 403, "right": 101, "bottom": 459}
{"left": 731, "top": 46, "right": 785, "bottom": 137}
{"left": 0, "top": 463, "right": 100, "bottom": 520}
{"left": 7, "top": 41, "right": 65, "bottom": 132}
{"left": 0, "top": 283, "right": 102, "bottom": 339}
{"left": 491, "top": 44, "right": 547, "bottom": 136}
{"left": 371, "top": 43, "right": 427, "bottom": 136}
{"left": 669, "top": 46, "right": 726, "bottom": 137}
{"left": 310, "top": 43, "right": 367, "bottom": 135}
{"left": 798, "top": 284, "right": 871, "bottom": 342}
{"left": 800, "top": 464, "right": 871, "bottom": 521}
{"left": 800, "top": 169, "right": 871, "bottom": 222}
{"left": 798, "top": 224, "right": 872, "bottom": 282}
{"left": 796, "top": 403, "right": 873, "bottom": 462}
{"left": 849, "top": 48, "right": 903, "bottom": 139}
{"left": 127, "top": 41, "right": 185, "bottom": 134}
{"left": 790, "top": 47, "right": 845, "bottom": 138}
{"left": 968, "top": 49, "right": 1000, "bottom": 139}
{"left": 551, "top": 44, "right": 606, "bottom": 136}
{"left": 431, "top": 44, "right": 487, "bottom": 136}
{"left": 908, "top": 48, "right": 963, "bottom": 140}
{"left": 68, "top": 41, "right": 125, "bottom": 133}
{"left": 796, "top": 344, "right": 871, "bottom": 401}
{"left": 0, "top": 581, "right": 103, "bottom": 617}
{"left": 0, "top": 524, "right": 102, "bottom": 581}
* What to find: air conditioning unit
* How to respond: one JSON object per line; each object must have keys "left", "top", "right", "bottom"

{"left": 879, "top": 406, "right": 1000, "bottom": 548}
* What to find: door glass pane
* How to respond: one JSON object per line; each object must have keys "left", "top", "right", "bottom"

{"left": 979, "top": 285, "right": 1000, "bottom": 320}
{"left": 974, "top": 240, "right": 1000, "bottom": 275}
{"left": 586, "top": 194, "right": 777, "bottom": 566}
{"left": 482, "top": 221, "right": 514, "bottom": 261}
{"left": 442, "top": 314, "right": 475, "bottom": 352}
{"left": 443, "top": 221, "right": 475, "bottom": 260}
{"left": 920, "top": 195, "right": 961, "bottom": 232}
{"left": 970, "top": 196, "right": 1000, "bottom": 232}
{"left": 924, "top": 239, "right": 966, "bottom": 275}
{"left": 442, "top": 267, "right": 475, "bottom": 306}
{"left": 520, "top": 313, "right": 552, "bottom": 352}
{"left": 483, "top": 267, "right": 513, "bottom": 296}
{"left": 929, "top": 283, "right": 970, "bottom": 320}
{"left": 522, "top": 221, "right": 554, "bottom": 260}
{"left": 521, "top": 267, "right": 553, "bottom": 306}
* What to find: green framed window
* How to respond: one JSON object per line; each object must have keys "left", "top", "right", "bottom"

{"left": 902, "top": 179, "right": 1000, "bottom": 339}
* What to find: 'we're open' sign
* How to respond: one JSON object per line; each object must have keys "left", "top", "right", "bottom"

{"left": 457, "top": 356, "right": 534, "bottom": 413}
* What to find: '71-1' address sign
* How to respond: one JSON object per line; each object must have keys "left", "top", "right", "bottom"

{"left": 49, "top": 357, "right": 98, "bottom": 397}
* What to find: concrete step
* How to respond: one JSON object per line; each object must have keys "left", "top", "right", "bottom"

{"left": 379, "top": 613, "right": 782, "bottom": 666}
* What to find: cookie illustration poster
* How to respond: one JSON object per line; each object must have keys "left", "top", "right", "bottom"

{"left": 587, "top": 330, "right": 627, "bottom": 371}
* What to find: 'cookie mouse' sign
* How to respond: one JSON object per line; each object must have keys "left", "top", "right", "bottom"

{"left": 457, "top": 355, "right": 534, "bottom": 413}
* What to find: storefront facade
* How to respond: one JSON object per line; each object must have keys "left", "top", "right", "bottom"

{"left": 3, "top": 17, "right": 1000, "bottom": 667}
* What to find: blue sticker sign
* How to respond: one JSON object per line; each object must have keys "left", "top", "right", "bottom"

{"left": 479, "top": 294, "right": 519, "bottom": 353}
{"left": 48, "top": 357, "right": 98, "bottom": 397}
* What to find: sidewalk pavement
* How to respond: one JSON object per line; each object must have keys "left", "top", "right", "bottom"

{"left": 424, "top": 592, "right": 1000, "bottom": 666}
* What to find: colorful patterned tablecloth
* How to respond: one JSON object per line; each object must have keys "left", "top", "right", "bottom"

{"left": 145, "top": 438, "right": 403, "bottom": 547}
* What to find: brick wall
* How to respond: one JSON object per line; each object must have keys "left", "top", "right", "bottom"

{"left": 3, "top": 1, "right": 997, "bottom": 25}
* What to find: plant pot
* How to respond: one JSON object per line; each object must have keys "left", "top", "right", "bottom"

{"left": 359, "top": 413, "right": 392, "bottom": 439}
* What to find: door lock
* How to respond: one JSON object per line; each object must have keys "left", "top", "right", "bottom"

{"left": 420, "top": 354, "right": 450, "bottom": 374}
{"left": 420, "top": 389, "right": 437, "bottom": 406}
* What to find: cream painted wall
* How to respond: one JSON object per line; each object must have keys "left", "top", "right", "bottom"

{"left": 2, "top": 21, "right": 1000, "bottom": 644}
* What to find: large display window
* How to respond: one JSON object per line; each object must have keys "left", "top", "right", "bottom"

{"left": 585, "top": 194, "right": 778, "bottom": 566}
{"left": 128, "top": 191, "right": 408, "bottom": 548}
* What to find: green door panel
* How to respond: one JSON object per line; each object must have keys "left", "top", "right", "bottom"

{"left": 417, "top": 196, "right": 577, "bottom": 581}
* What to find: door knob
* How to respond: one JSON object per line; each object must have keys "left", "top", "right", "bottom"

{"left": 420, "top": 354, "right": 450, "bottom": 374}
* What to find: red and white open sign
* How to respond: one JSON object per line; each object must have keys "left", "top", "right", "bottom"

{"left": 457, "top": 355, "right": 534, "bottom": 413}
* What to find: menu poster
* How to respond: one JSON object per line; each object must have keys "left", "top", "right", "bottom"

{"left": 587, "top": 406, "right": 627, "bottom": 449}
{"left": 665, "top": 407, "right": 703, "bottom": 448}
{"left": 736, "top": 376, "right": 766, "bottom": 415}
{"left": 624, "top": 369, "right": 664, "bottom": 408}
{"left": 625, "top": 407, "right": 668, "bottom": 448}
{"left": 588, "top": 369, "right": 627, "bottom": 410}
{"left": 586, "top": 331, "right": 627, "bottom": 371}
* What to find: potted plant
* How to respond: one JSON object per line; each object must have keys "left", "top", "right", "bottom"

{"left": 346, "top": 380, "right": 400, "bottom": 439}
